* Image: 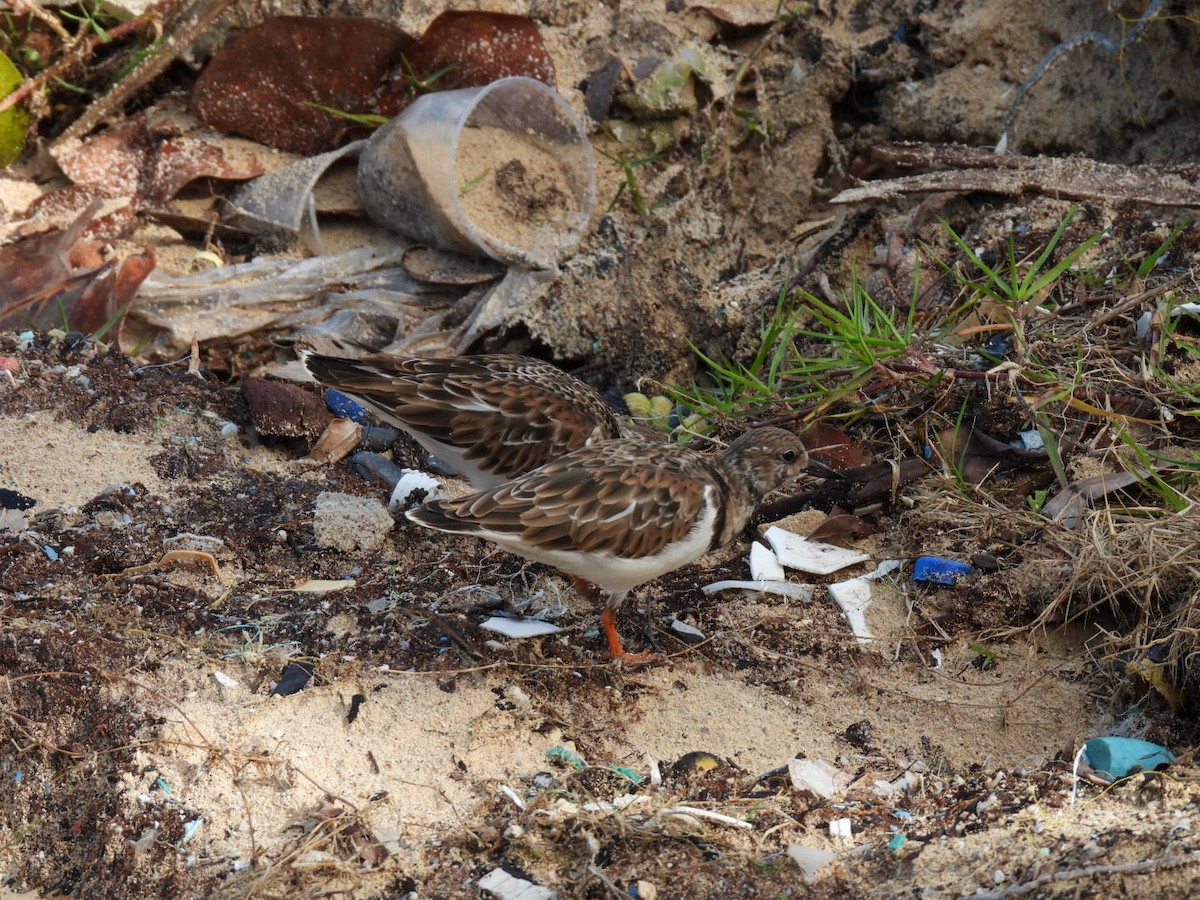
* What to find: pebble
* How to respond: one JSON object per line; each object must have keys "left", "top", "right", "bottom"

{"left": 312, "top": 491, "right": 392, "bottom": 551}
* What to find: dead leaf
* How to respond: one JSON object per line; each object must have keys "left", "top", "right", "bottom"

{"left": 807, "top": 506, "right": 873, "bottom": 543}
{"left": 0, "top": 200, "right": 154, "bottom": 333}
{"left": 1041, "top": 470, "right": 1144, "bottom": 528}
{"left": 802, "top": 423, "right": 872, "bottom": 470}
{"left": 935, "top": 426, "right": 1047, "bottom": 483}
{"left": 192, "top": 17, "right": 413, "bottom": 155}
{"left": 380, "top": 11, "right": 555, "bottom": 115}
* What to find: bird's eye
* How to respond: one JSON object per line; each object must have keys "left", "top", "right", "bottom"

{"left": 781, "top": 449, "right": 798, "bottom": 463}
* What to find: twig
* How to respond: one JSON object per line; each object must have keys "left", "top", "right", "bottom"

{"left": 54, "top": 0, "right": 237, "bottom": 145}
{"left": 0, "top": 14, "right": 155, "bottom": 116}
{"left": 660, "top": 805, "right": 754, "bottom": 830}
{"left": 967, "top": 850, "right": 1200, "bottom": 899}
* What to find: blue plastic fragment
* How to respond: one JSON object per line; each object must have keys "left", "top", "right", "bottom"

{"left": 888, "top": 833, "right": 907, "bottom": 851}
{"left": 1084, "top": 736, "right": 1176, "bottom": 780}
{"left": 912, "top": 557, "right": 974, "bottom": 585}
{"left": 180, "top": 818, "right": 202, "bottom": 844}
{"left": 13, "top": 770, "right": 23, "bottom": 783}
{"left": 324, "top": 389, "right": 369, "bottom": 424}
{"left": 154, "top": 776, "right": 172, "bottom": 794}
{"left": 1011, "top": 430, "right": 1044, "bottom": 451}
{"left": 43, "top": 545, "right": 58, "bottom": 561}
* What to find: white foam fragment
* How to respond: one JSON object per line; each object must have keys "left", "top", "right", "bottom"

{"left": 477, "top": 867, "right": 557, "bottom": 900}
{"left": 389, "top": 469, "right": 446, "bottom": 511}
{"left": 829, "top": 817, "right": 854, "bottom": 843}
{"left": 749, "top": 541, "right": 785, "bottom": 580}
{"left": 787, "top": 844, "right": 836, "bottom": 883}
{"left": 701, "top": 580, "right": 815, "bottom": 602}
{"left": 827, "top": 578, "right": 873, "bottom": 644}
{"left": 764, "top": 526, "right": 869, "bottom": 574}
{"left": 480, "top": 616, "right": 563, "bottom": 639}
{"left": 788, "top": 758, "right": 852, "bottom": 799}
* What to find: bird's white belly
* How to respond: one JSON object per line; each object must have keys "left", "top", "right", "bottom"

{"left": 486, "top": 498, "right": 719, "bottom": 594}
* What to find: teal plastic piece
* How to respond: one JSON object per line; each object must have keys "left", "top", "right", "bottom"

{"left": 1084, "top": 736, "right": 1176, "bottom": 780}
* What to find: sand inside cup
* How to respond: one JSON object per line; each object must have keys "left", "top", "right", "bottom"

{"left": 455, "top": 124, "right": 584, "bottom": 255}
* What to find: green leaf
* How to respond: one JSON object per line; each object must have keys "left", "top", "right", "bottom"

{"left": 0, "top": 50, "right": 30, "bottom": 167}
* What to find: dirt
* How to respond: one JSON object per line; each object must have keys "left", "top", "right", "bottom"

{"left": 4, "top": 1, "right": 1200, "bottom": 899}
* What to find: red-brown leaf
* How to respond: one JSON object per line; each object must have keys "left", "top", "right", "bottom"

{"left": 192, "top": 17, "right": 413, "bottom": 155}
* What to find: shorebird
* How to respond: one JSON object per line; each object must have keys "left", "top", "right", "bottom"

{"left": 300, "top": 350, "right": 624, "bottom": 489}
{"left": 407, "top": 427, "right": 808, "bottom": 663}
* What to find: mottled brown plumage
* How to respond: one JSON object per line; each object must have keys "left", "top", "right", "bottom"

{"left": 408, "top": 427, "right": 808, "bottom": 661}
{"left": 301, "top": 350, "right": 624, "bottom": 489}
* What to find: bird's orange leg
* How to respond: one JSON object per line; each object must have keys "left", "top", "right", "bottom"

{"left": 600, "top": 607, "right": 660, "bottom": 667}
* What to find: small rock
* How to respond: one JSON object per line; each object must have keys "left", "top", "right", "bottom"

{"left": 313, "top": 491, "right": 392, "bottom": 551}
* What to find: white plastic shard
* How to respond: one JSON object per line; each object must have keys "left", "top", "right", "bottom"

{"left": 788, "top": 758, "right": 852, "bottom": 799}
{"left": 749, "top": 540, "right": 785, "bottom": 581}
{"left": 480, "top": 616, "right": 564, "bottom": 638}
{"left": 764, "top": 526, "right": 869, "bottom": 575}
{"left": 827, "top": 578, "right": 873, "bottom": 644}
{"left": 477, "top": 867, "right": 557, "bottom": 900}
{"left": 700, "top": 580, "right": 815, "bottom": 602}
{"left": 787, "top": 844, "right": 837, "bottom": 883}
{"left": 389, "top": 469, "right": 446, "bottom": 511}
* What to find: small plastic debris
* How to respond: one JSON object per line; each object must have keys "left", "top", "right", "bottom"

{"left": 212, "top": 670, "right": 238, "bottom": 689}
{"left": 888, "top": 833, "right": 907, "bottom": 851}
{"left": 669, "top": 618, "right": 706, "bottom": 643}
{"left": 180, "top": 819, "right": 202, "bottom": 844}
{"left": 286, "top": 579, "right": 356, "bottom": 594}
{"left": 912, "top": 556, "right": 974, "bottom": 585}
{"left": 477, "top": 866, "right": 558, "bottom": 900}
{"left": 789, "top": 758, "right": 852, "bottom": 799}
{"left": 764, "top": 526, "right": 870, "bottom": 575}
{"left": 700, "top": 579, "right": 815, "bottom": 602}
{"left": 42, "top": 545, "right": 58, "bottom": 561}
{"left": 126, "top": 826, "right": 160, "bottom": 855}
{"left": 312, "top": 491, "right": 392, "bottom": 551}
{"left": 827, "top": 578, "right": 874, "bottom": 644}
{"left": 1083, "top": 736, "right": 1176, "bottom": 780}
{"left": 787, "top": 844, "right": 836, "bottom": 883}
{"left": 324, "top": 389, "right": 369, "bottom": 423}
{"left": 499, "top": 785, "right": 526, "bottom": 810}
{"left": 828, "top": 817, "right": 853, "bottom": 842}
{"left": 610, "top": 766, "right": 643, "bottom": 785}
{"left": 1011, "top": 429, "right": 1045, "bottom": 451}
{"left": 862, "top": 559, "right": 902, "bottom": 581}
{"left": 389, "top": 469, "right": 446, "bottom": 511}
{"left": 479, "top": 616, "right": 563, "bottom": 639}
{"left": 749, "top": 541, "right": 785, "bottom": 581}
{"left": 546, "top": 746, "right": 586, "bottom": 769}
{"left": 270, "top": 661, "right": 315, "bottom": 697}
{"left": 360, "top": 76, "right": 595, "bottom": 270}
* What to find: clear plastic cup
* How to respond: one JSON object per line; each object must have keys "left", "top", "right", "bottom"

{"left": 358, "top": 77, "right": 596, "bottom": 270}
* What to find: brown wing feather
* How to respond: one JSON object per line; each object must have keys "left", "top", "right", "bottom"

{"left": 306, "top": 352, "right": 622, "bottom": 478}
{"left": 422, "top": 440, "right": 717, "bottom": 559}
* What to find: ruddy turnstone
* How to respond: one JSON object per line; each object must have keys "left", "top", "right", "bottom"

{"left": 407, "top": 427, "right": 808, "bottom": 662}
{"left": 300, "top": 350, "right": 624, "bottom": 489}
